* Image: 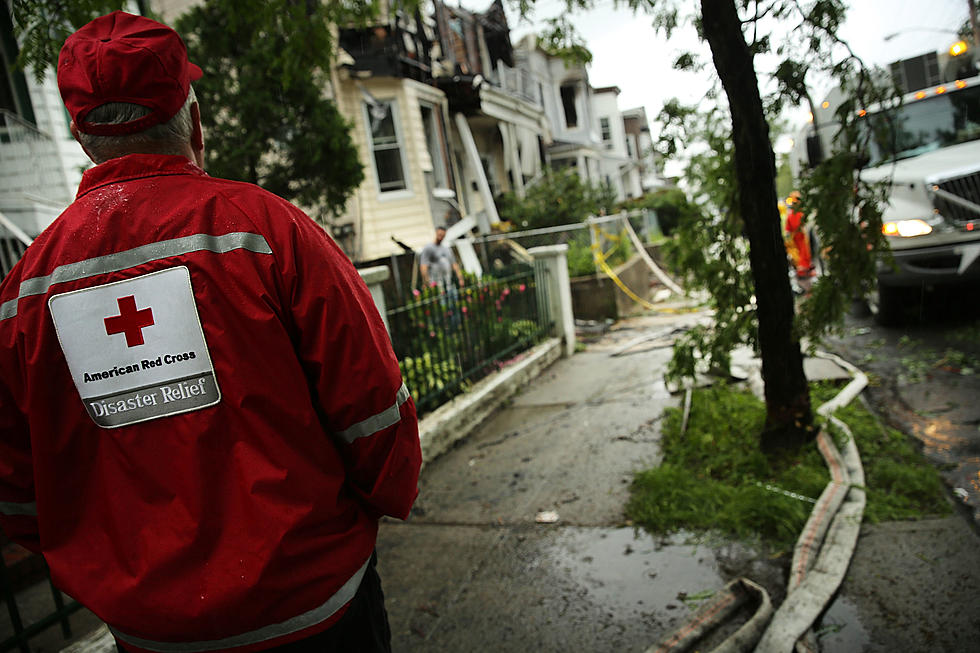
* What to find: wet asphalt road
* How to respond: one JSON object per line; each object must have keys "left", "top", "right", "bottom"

{"left": 824, "top": 295, "right": 980, "bottom": 528}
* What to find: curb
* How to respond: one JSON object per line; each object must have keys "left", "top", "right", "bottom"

{"left": 417, "top": 337, "right": 563, "bottom": 464}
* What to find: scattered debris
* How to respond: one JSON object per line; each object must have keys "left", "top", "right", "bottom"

{"left": 609, "top": 327, "right": 683, "bottom": 357}
{"left": 678, "top": 589, "right": 715, "bottom": 608}
{"left": 535, "top": 510, "right": 560, "bottom": 523}
{"left": 477, "top": 431, "right": 520, "bottom": 449}
{"left": 954, "top": 487, "right": 969, "bottom": 502}
{"left": 416, "top": 604, "right": 440, "bottom": 617}
{"left": 575, "top": 319, "right": 613, "bottom": 337}
{"left": 652, "top": 288, "right": 674, "bottom": 303}
{"left": 680, "top": 388, "right": 693, "bottom": 436}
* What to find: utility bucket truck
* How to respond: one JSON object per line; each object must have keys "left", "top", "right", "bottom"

{"left": 797, "top": 58, "right": 980, "bottom": 323}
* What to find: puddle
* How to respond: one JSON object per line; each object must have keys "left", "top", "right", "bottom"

{"left": 814, "top": 595, "right": 872, "bottom": 652}
{"left": 540, "top": 527, "right": 777, "bottom": 617}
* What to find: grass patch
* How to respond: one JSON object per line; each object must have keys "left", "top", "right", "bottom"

{"left": 626, "top": 382, "right": 950, "bottom": 554}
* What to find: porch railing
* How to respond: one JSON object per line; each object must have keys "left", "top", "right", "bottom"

{"left": 495, "top": 62, "right": 541, "bottom": 106}
{"left": 0, "top": 110, "right": 74, "bottom": 206}
{"left": 0, "top": 211, "right": 32, "bottom": 280}
{"left": 387, "top": 265, "right": 552, "bottom": 414}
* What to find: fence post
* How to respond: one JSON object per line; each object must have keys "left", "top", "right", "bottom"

{"left": 358, "top": 266, "right": 390, "bottom": 333}
{"left": 586, "top": 215, "right": 600, "bottom": 275}
{"left": 527, "top": 244, "right": 576, "bottom": 357}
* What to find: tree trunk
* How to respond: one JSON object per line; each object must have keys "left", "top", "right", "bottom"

{"left": 700, "top": 0, "right": 814, "bottom": 451}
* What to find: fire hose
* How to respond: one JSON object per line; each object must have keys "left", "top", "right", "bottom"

{"left": 647, "top": 352, "right": 868, "bottom": 653}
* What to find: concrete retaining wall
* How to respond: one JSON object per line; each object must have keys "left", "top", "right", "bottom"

{"left": 418, "top": 337, "right": 562, "bottom": 464}
{"left": 570, "top": 245, "right": 666, "bottom": 321}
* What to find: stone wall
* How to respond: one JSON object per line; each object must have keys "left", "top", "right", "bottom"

{"left": 569, "top": 245, "right": 667, "bottom": 321}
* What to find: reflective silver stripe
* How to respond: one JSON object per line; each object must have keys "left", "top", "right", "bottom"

{"left": 0, "top": 233, "right": 272, "bottom": 321}
{"left": 0, "top": 501, "right": 37, "bottom": 517}
{"left": 110, "top": 554, "right": 370, "bottom": 652}
{"left": 337, "top": 383, "right": 411, "bottom": 444}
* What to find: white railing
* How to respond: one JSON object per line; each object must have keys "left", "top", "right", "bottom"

{"left": 0, "top": 210, "right": 32, "bottom": 279}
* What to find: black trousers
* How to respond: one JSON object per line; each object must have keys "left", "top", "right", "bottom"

{"left": 116, "top": 552, "right": 391, "bottom": 653}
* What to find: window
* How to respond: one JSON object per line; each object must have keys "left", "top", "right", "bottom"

{"left": 366, "top": 100, "right": 407, "bottom": 193}
{"left": 560, "top": 84, "right": 578, "bottom": 128}
{"left": 600, "top": 117, "right": 612, "bottom": 147}
{"left": 626, "top": 134, "right": 636, "bottom": 158}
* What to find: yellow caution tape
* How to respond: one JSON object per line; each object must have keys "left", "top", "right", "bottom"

{"left": 589, "top": 223, "right": 658, "bottom": 311}
{"left": 597, "top": 257, "right": 659, "bottom": 310}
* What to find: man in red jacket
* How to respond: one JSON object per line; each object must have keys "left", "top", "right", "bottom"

{"left": 0, "top": 11, "right": 421, "bottom": 653}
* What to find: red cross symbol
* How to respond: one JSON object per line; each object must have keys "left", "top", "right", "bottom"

{"left": 104, "top": 296, "right": 155, "bottom": 347}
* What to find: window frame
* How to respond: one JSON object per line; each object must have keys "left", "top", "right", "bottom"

{"left": 363, "top": 99, "right": 412, "bottom": 198}
{"left": 599, "top": 116, "right": 612, "bottom": 148}
{"left": 419, "top": 101, "right": 449, "bottom": 190}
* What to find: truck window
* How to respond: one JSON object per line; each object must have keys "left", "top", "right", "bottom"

{"left": 866, "top": 85, "right": 980, "bottom": 166}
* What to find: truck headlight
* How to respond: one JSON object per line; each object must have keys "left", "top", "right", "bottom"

{"left": 882, "top": 219, "right": 933, "bottom": 237}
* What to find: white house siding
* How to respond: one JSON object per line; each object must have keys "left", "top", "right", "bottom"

{"left": 336, "top": 77, "right": 452, "bottom": 261}
{"left": 591, "top": 88, "right": 630, "bottom": 201}
{"left": 0, "top": 64, "right": 89, "bottom": 238}
{"left": 29, "top": 69, "right": 89, "bottom": 199}
{"left": 514, "top": 35, "right": 606, "bottom": 187}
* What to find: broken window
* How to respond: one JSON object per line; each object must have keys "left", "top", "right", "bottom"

{"left": 366, "top": 100, "right": 407, "bottom": 193}
{"left": 560, "top": 84, "right": 578, "bottom": 128}
{"left": 420, "top": 103, "right": 449, "bottom": 189}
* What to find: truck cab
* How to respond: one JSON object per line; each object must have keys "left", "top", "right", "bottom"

{"left": 794, "top": 57, "right": 980, "bottom": 323}
{"left": 861, "top": 76, "right": 980, "bottom": 322}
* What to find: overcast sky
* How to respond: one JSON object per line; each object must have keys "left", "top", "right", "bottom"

{"left": 460, "top": 0, "right": 973, "bottom": 148}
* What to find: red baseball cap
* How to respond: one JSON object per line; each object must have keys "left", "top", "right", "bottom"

{"left": 57, "top": 11, "right": 203, "bottom": 136}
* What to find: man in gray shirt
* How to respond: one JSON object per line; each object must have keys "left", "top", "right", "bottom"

{"left": 419, "top": 226, "right": 464, "bottom": 289}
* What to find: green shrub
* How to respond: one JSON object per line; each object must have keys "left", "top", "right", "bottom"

{"left": 497, "top": 168, "right": 617, "bottom": 230}
{"left": 616, "top": 187, "right": 701, "bottom": 236}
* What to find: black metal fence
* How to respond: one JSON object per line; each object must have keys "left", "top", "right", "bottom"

{"left": 387, "top": 265, "right": 552, "bottom": 414}
{"left": 1, "top": 548, "right": 83, "bottom": 653}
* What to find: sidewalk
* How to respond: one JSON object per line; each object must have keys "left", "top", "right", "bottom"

{"left": 377, "top": 311, "right": 980, "bottom": 652}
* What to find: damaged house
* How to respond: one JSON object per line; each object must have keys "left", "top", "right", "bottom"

{"left": 333, "top": 0, "right": 551, "bottom": 265}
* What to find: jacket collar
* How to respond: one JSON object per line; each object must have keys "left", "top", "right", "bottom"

{"left": 76, "top": 154, "right": 207, "bottom": 199}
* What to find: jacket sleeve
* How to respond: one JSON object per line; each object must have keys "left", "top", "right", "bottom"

{"left": 0, "top": 377, "right": 40, "bottom": 553}
{"left": 277, "top": 206, "right": 422, "bottom": 520}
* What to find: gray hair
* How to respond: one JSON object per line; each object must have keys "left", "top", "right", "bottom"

{"left": 76, "top": 86, "right": 197, "bottom": 163}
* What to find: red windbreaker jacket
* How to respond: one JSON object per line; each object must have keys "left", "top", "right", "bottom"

{"left": 0, "top": 154, "right": 421, "bottom": 652}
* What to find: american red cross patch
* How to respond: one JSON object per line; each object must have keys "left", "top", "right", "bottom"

{"left": 49, "top": 266, "right": 221, "bottom": 428}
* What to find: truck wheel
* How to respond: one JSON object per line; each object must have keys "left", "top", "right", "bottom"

{"left": 867, "top": 283, "right": 903, "bottom": 326}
